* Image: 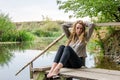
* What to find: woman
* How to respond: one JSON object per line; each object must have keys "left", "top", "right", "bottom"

{"left": 47, "top": 20, "right": 95, "bottom": 78}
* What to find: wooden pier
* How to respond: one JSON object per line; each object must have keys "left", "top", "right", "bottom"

{"left": 30, "top": 66, "right": 120, "bottom": 80}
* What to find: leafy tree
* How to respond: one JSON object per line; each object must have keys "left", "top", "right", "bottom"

{"left": 57, "top": 0, "right": 120, "bottom": 22}
{"left": 0, "top": 13, "right": 15, "bottom": 35}
{"left": 57, "top": 0, "right": 120, "bottom": 56}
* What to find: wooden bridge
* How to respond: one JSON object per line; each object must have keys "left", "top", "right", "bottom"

{"left": 15, "top": 22, "right": 120, "bottom": 80}
{"left": 30, "top": 66, "right": 120, "bottom": 80}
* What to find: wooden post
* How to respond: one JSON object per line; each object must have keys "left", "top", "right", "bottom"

{"left": 29, "top": 62, "right": 33, "bottom": 79}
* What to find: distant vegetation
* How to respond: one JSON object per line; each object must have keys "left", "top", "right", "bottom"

{"left": 32, "top": 20, "right": 62, "bottom": 37}
{"left": 0, "top": 12, "right": 64, "bottom": 42}
{"left": 0, "top": 13, "right": 34, "bottom": 42}
{"left": 14, "top": 18, "right": 65, "bottom": 43}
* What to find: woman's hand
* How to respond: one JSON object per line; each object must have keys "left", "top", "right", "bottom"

{"left": 62, "top": 22, "right": 73, "bottom": 28}
{"left": 84, "top": 21, "right": 95, "bottom": 27}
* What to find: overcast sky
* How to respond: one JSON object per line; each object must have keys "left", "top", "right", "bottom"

{"left": 0, "top": 0, "right": 90, "bottom": 22}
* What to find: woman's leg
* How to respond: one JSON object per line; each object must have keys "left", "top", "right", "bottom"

{"left": 48, "top": 46, "right": 82, "bottom": 78}
{"left": 53, "top": 45, "right": 65, "bottom": 63}
{"left": 50, "top": 63, "right": 63, "bottom": 76}
{"left": 60, "top": 46, "right": 82, "bottom": 68}
{"left": 47, "top": 45, "right": 65, "bottom": 78}
{"left": 80, "top": 57, "right": 86, "bottom": 66}
{"left": 47, "top": 63, "right": 57, "bottom": 76}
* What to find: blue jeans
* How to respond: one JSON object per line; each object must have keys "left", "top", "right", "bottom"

{"left": 54, "top": 45, "right": 82, "bottom": 68}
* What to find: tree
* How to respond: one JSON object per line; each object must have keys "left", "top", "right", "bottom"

{"left": 0, "top": 13, "right": 15, "bottom": 33}
{"left": 57, "top": 0, "right": 120, "bottom": 22}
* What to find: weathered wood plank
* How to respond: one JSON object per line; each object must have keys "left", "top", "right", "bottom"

{"left": 80, "top": 68, "right": 120, "bottom": 76}
{"left": 45, "top": 68, "right": 120, "bottom": 80}
{"left": 95, "top": 22, "right": 120, "bottom": 26}
{"left": 33, "top": 66, "right": 51, "bottom": 72}
{"left": 59, "top": 68, "right": 120, "bottom": 80}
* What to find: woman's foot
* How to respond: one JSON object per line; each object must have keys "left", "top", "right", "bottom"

{"left": 47, "top": 72, "right": 51, "bottom": 78}
{"left": 47, "top": 70, "right": 59, "bottom": 78}
{"left": 47, "top": 63, "right": 58, "bottom": 78}
{"left": 47, "top": 63, "right": 63, "bottom": 78}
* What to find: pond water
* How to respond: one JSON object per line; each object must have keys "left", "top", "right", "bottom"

{"left": 0, "top": 45, "right": 94, "bottom": 80}
{"left": 0, "top": 42, "right": 119, "bottom": 80}
{"left": 0, "top": 50, "right": 56, "bottom": 80}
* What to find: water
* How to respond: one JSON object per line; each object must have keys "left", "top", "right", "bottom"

{"left": 0, "top": 49, "right": 94, "bottom": 80}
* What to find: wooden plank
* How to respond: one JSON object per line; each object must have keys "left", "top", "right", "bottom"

{"left": 80, "top": 68, "right": 120, "bottom": 76}
{"left": 33, "top": 66, "right": 51, "bottom": 72}
{"left": 59, "top": 68, "right": 120, "bottom": 80}
{"left": 95, "top": 22, "right": 120, "bottom": 26}
{"left": 45, "top": 68, "right": 120, "bottom": 80}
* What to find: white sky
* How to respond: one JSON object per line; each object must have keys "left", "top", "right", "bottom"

{"left": 0, "top": 0, "right": 90, "bottom": 22}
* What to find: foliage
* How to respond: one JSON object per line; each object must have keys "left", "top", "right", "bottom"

{"left": 95, "top": 56, "right": 120, "bottom": 70}
{"left": 0, "top": 13, "right": 15, "bottom": 31}
{"left": 0, "top": 12, "right": 35, "bottom": 42}
{"left": 15, "top": 17, "right": 63, "bottom": 38}
{"left": 33, "top": 29, "right": 61, "bottom": 37}
{"left": 33, "top": 19, "right": 62, "bottom": 37}
{"left": 1, "top": 30, "right": 34, "bottom": 42}
{"left": 40, "top": 19, "right": 62, "bottom": 32}
{"left": 57, "top": 0, "right": 120, "bottom": 22}
{"left": 16, "top": 30, "right": 35, "bottom": 42}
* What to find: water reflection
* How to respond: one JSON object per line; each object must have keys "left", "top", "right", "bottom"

{"left": 0, "top": 50, "right": 55, "bottom": 80}
{"left": 0, "top": 46, "right": 13, "bottom": 66}
{"left": 0, "top": 41, "right": 62, "bottom": 67}
{"left": 0, "top": 42, "right": 33, "bottom": 67}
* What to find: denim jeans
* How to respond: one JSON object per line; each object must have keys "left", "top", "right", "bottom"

{"left": 54, "top": 45, "right": 82, "bottom": 68}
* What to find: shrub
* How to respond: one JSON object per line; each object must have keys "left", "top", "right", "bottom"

{"left": 33, "top": 29, "right": 61, "bottom": 37}
{"left": 0, "top": 13, "right": 15, "bottom": 32}
{"left": 16, "top": 30, "right": 34, "bottom": 42}
{"left": 0, "top": 12, "right": 34, "bottom": 42}
{"left": 1, "top": 30, "right": 34, "bottom": 42}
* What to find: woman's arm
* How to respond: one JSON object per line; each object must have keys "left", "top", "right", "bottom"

{"left": 62, "top": 22, "right": 72, "bottom": 39}
{"left": 85, "top": 22, "right": 95, "bottom": 41}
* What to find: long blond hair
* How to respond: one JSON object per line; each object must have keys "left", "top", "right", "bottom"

{"left": 66, "top": 20, "right": 86, "bottom": 46}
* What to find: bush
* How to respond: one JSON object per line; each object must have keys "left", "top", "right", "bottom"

{"left": 0, "top": 13, "right": 15, "bottom": 32}
{"left": 1, "top": 30, "right": 34, "bottom": 42}
{"left": 0, "top": 12, "right": 34, "bottom": 42}
{"left": 16, "top": 30, "right": 34, "bottom": 42}
{"left": 33, "top": 29, "right": 61, "bottom": 37}
{"left": 33, "top": 20, "right": 62, "bottom": 37}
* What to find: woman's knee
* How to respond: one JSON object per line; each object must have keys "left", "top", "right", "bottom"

{"left": 56, "top": 45, "right": 65, "bottom": 55}
{"left": 65, "top": 46, "right": 71, "bottom": 50}
{"left": 59, "top": 45, "right": 65, "bottom": 49}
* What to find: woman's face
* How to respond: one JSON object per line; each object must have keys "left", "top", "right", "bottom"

{"left": 75, "top": 23, "right": 83, "bottom": 36}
